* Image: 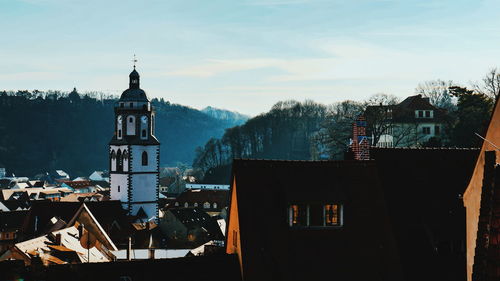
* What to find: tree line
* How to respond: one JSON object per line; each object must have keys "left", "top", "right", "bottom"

{"left": 193, "top": 69, "right": 499, "bottom": 183}
{"left": 0, "top": 89, "right": 234, "bottom": 177}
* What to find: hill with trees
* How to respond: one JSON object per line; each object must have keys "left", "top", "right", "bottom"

{"left": 0, "top": 90, "right": 236, "bottom": 177}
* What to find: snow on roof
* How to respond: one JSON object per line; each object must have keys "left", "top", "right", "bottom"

{"left": 112, "top": 249, "right": 190, "bottom": 260}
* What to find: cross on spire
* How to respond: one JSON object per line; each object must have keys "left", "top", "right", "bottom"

{"left": 133, "top": 54, "right": 138, "bottom": 69}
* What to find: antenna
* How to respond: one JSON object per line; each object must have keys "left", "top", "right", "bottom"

{"left": 132, "top": 54, "right": 138, "bottom": 69}
{"left": 475, "top": 132, "right": 500, "bottom": 150}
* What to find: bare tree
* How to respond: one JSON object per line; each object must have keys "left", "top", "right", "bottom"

{"left": 472, "top": 68, "right": 500, "bottom": 99}
{"left": 310, "top": 100, "right": 363, "bottom": 160}
{"left": 415, "top": 80, "right": 456, "bottom": 111}
{"left": 362, "top": 93, "right": 400, "bottom": 146}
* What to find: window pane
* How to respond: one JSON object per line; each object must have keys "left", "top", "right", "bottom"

{"left": 325, "top": 204, "right": 340, "bottom": 226}
{"left": 290, "top": 204, "right": 307, "bottom": 226}
{"left": 309, "top": 204, "right": 323, "bottom": 226}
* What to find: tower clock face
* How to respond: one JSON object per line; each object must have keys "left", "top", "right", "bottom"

{"left": 141, "top": 116, "right": 148, "bottom": 124}
{"left": 117, "top": 115, "right": 123, "bottom": 124}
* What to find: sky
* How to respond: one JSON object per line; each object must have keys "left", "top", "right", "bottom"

{"left": 1, "top": 0, "right": 500, "bottom": 116}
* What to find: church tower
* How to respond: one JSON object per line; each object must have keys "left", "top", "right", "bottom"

{"left": 110, "top": 66, "right": 160, "bottom": 221}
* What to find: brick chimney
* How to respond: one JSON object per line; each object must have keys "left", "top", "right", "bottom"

{"left": 351, "top": 115, "right": 370, "bottom": 160}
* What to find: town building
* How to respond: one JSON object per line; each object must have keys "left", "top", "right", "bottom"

{"left": 89, "top": 171, "right": 109, "bottom": 182}
{"left": 109, "top": 67, "right": 160, "bottom": 221}
{"left": 0, "top": 203, "right": 117, "bottom": 265}
{"left": 160, "top": 207, "right": 224, "bottom": 249}
{"left": 167, "top": 189, "right": 229, "bottom": 214}
{"left": 365, "top": 94, "right": 447, "bottom": 147}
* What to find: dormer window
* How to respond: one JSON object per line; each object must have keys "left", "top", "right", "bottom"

{"left": 289, "top": 203, "right": 342, "bottom": 228}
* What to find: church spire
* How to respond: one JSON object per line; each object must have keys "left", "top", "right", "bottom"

{"left": 129, "top": 68, "right": 140, "bottom": 89}
{"left": 129, "top": 54, "right": 140, "bottom": 89}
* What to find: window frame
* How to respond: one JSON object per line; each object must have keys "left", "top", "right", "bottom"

{"left": 288, "top": 203, "right": 343, "bottom": 229}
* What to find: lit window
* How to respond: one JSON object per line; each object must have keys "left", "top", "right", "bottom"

{"left": 194, "top": 202, "right": 198, "bottom": 207}
{"left": 289, "top": 204, "right": 308, "bottom": 226}
{"left": 203, "top": 202, "right": 210, "bottom": 208}
{"left": 289, "top": 203, "right": 342, "bottom": 228}
{"left": 184, "top": 202, "right": 188, "bottom": 208}
{"left": 324, "top": 204, "right": 340, "bottom": 226}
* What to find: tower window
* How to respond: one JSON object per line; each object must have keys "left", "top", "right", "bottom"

{"left": 118, "top": 130, "right": 122, "bottom": 138}
{"left": 142, "top": 151, "right": 148, "bottom": 166}
{"left": 116, "top": 150, "right": 123, "bottom": 172}
{"left": 142, "top": 129, "right": 146, "bottom": 137}
{"left": 129, "top": 117, "right": 133, "bottom": 123}
{"left": 118, "top": 186, "right": 120, "bottom": 192}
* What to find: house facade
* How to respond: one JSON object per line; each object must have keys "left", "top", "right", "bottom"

{"left": 365, "top": 94, "right": 446, "bottom": 147}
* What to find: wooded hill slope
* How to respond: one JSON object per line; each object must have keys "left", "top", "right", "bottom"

{"left": 0, "top": 90, "right": 241, "bottom": 177}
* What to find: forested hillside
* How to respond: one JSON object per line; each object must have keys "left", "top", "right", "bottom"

{"left": 0, "top": 90, "right": 233, "bottom": 177}
{"left": 193, "top": 78, "right": 496, "bottom": 183}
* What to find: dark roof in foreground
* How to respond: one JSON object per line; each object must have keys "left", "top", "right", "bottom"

{"left": 369, "top": 147, "right": 479, "bottom": 281}
{"left": 230, "top": 159, "right": 402, "bottom": 281}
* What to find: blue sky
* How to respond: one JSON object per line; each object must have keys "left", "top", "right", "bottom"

{"left": 1, "top": 0, "right": 499, "bottom": 115}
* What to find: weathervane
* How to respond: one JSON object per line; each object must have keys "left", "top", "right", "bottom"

{"left": 133, "top": 54, "right": 138, "bottom": 69}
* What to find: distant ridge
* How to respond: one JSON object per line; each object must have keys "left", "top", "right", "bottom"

{"left": 201, "top": 106, "right": 249, "bottom": 127}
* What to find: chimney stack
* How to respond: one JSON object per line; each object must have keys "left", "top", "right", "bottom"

{"left": 55, "top": 233, "right": 62, "bottom": 245}
{"left": 127, "top": 236, "right": 132, "bottom": 261}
